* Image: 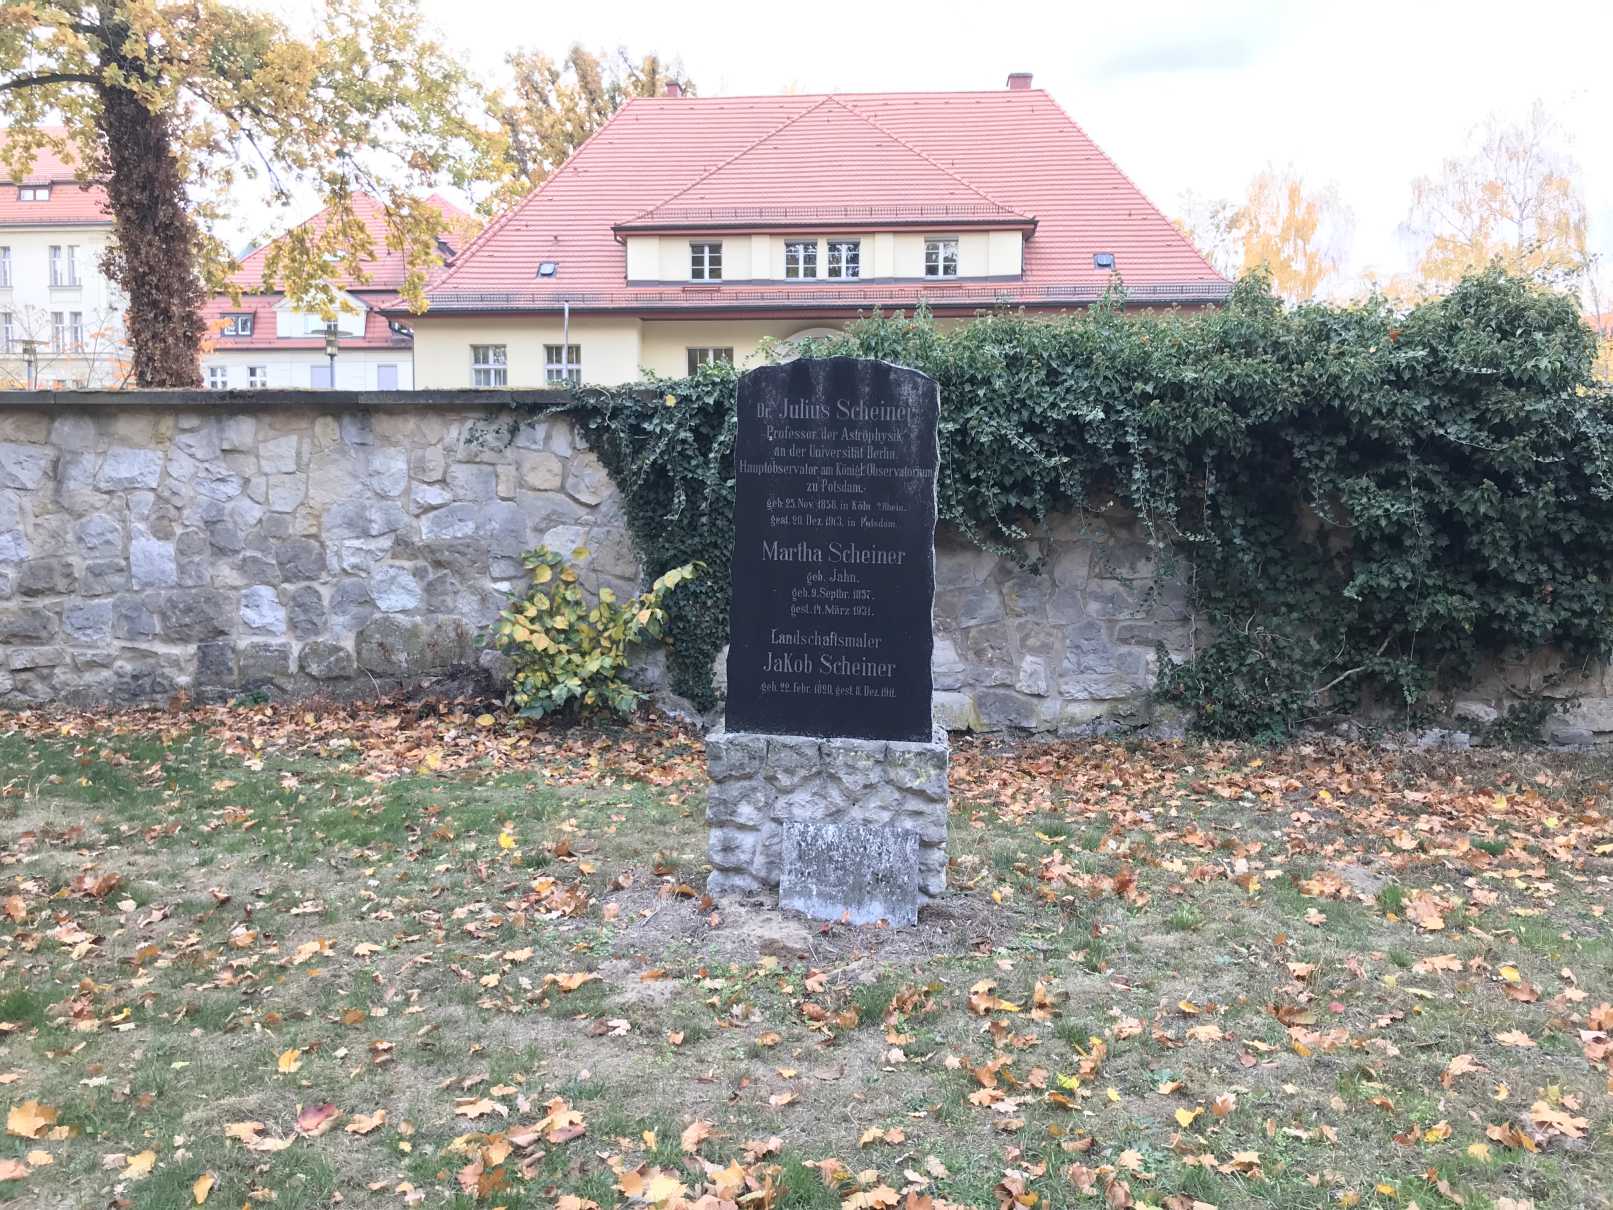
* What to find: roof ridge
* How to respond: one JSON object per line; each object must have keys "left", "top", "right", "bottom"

{"left": 621, "top": 95, "right": 836, "bottom": 224}
{"left": 831, "top": 95, "right": 1030, "bottom": 220}
{"left": 428, "top": 97, "right": 664, "bottom": 293}
{"left": 1033, "top": 90, "right": 1224, "bottom": 283}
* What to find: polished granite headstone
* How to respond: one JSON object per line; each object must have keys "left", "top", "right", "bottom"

{"left": 724, "top": 357, "right": 939, "bottom": 743}
{"left": 709, "top": 359, "right": 947, "bottom": 926}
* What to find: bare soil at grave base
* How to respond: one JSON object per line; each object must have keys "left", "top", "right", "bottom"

{"left": 0, "top": 696, "right": 1610, "bottom": 1210}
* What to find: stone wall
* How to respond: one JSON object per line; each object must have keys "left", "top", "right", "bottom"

{"left": 0, "top": 394, "right": 635, "bottom": 706}
{"left": 3, "top": 393, "right": 1610, "bottom": 741}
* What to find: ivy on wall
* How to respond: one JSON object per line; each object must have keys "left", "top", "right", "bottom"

{"left": 509, "top": 269, "right": 1613, "bottom": 735}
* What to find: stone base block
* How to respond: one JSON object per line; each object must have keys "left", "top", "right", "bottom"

{"left": 705, "top": 723, "right": 949, "bottom": 904}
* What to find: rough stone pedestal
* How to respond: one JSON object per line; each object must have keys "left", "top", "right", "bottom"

{"left": 705, "top": 723, "right": 950, "bottom": 906}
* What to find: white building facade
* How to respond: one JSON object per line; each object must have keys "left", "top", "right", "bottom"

{"left": 0, "top": 134, "right": 129, "bottom": 389}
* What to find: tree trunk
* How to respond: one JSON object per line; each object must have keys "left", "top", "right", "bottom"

{"left": 97, "top": 87, "right": 205, "bottom": 388}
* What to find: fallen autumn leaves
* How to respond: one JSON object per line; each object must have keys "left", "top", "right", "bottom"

{"left": 0, "top": 699, "right": 1610, "bottom": 1209}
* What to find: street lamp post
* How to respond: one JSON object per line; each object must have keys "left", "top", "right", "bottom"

{"left": 323, "top": 327, "right": 339, "bottom": 388}
{"left": 20, "top": 339, "right": 38, "bottom": 391}
{"left": 324, "top": 326, "right": 339, "bottom": 388}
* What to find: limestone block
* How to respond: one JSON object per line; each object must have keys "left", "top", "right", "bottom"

{"left": 563, "top": 451, "right": 612, "bottom": 506}
{"left": 130, "top": 530, "right": 178, "bottom": 589}
{"left": 63, "top": 600, "right": 114, "bottom": 643}
{"left": 259, "top": 435, "right": 300, "bottom": 475}
{"left": 447, "top": 462, "right": 498, "bottom": 501}
{"left": 276, "top": 538, "right": 327, "bottom": 581}
{"left": 219, "top": 415, "right": 257, "bottom": 452}
{"left": 932, "top": 690, "right": 980, "bottom": 731}
{"left": 411, "top": 447, "right": 446, "bottom": 483}
{"left": 762, "top": 736, "right": 822, "bottom": 791}
{"left": 287, "top": 585, "right": 327, "bottom": 639}
{"left": 0, "top": 414, "right": 49, "bottom": 444}
{"left": 159, "top": 589, "right": 230, "bottom": 641}
{"left": 0, "top": 607, "right": 56, "bottom": 641}
{"left": 0, "top": 442, "right": 56, "bottom": 490}
{"left": 48, "top": 414, "right": 95, "bottom": 450}
{"left": 95, "top": 447, "right": 162, "bottom": 491}
{"left": 18, "top": 558, "right": 76, "bottom": 597}
{"left": 299, "top": 640, "right": 356, "bottom": 680}
{"left": 240, "top": 585, "right": 287, "bottom": 634}
{"left": 80, "top": 560, "right": 128, "bottom": 597}
{"left": 706, "top": 729, "right": 766, "bottom": 780}
{"left": 516, "top": 450, "right": 565, "bottom": 492}
{"left": 370, "top": 565, "right": 423, "bottom": 613}
{"left": 932, "top": 637, "right": 965, "bottom": 691}
{"left": 75, "top": 513, "right": 124, "bottom": 556}
{"left": 239, "top": 641, "right": 293, "bottom": 681}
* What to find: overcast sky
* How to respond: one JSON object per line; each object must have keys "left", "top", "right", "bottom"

{"left": 278, "top": 0, "right": 1613, "bottom": 293}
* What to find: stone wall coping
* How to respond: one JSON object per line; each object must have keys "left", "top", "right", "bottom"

{"left": 0, "top": 387, "right": 653, "bottom": 412}
{"left": 707, "top": 722, "right": 949, "bottom": 751}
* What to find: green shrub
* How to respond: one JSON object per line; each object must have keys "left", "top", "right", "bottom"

{"left": 497, "top": 269, "right": 1613, "bottom": 739}
{"left": 489, "top": 545, "right": 700, "bottom": 720}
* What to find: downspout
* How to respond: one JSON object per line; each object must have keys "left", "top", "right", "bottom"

{"left": 563, "top": 300, "right": 570, "bottom": 376}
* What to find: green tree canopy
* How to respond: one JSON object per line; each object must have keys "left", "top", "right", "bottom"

{"left": 489, "top": 46, "right": 691, "bottom": 206}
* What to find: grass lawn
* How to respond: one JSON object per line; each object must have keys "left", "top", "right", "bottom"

{"left": 0, "top": 699, "right": 1609, "bottom": 1210}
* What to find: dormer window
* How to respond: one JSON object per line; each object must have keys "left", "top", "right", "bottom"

{"left": 924, "top": 238, "right": 959, "bottom": 278}
{"left": 221, "top": 313, "right": 254, "bottom": 337}
{"left": 690, "top": 241, "right": 722, "bottom": 281}
{"left": 784, "top": 240, "right": 818, "bottom": 279}
{"left": 18, "top": 185, "right": 49, "bottom": 202}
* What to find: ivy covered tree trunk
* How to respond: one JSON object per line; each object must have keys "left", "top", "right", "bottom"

{"left": 97, "top": 86, "right": 204, "bottom": 388}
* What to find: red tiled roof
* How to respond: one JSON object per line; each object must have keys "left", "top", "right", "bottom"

{"left": 231, "top": 192, "right": 475, "bottom": 292}
{"left": 418, "top": 87, "right": 1226, "bottom": 314}
{"left": 201, "top": 293, "right": 411, "bottom": 351}
{"left": 0, "top": 126, "right": 110, "bottom": 226}
{"left": 618, "top": 96, "right": 1033, "bottom": 232}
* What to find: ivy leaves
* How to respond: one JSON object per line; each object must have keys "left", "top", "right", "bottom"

{"left": 513, "top": 270, "right": 1610, "bottom": 736}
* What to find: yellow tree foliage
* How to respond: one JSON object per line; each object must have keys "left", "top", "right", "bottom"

{"left": 0, "top": 0, "right": 501, "bottom": 385}
{"left": 1233, "top": 168, "right": 1350, "bottom": 302}
{"left": 490, "top": 47, "right": 692, "bottom": 207}
{"left": 1407, "top": 103, "right": 1588, "bottom": 294}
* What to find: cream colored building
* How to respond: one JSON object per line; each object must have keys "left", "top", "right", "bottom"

{"left": 400, "top": 77, "right": 1227, "bottom": 388}
{"left": 0, "top": 131, "right": 128, "bottom": 388}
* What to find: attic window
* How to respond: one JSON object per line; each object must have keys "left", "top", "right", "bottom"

{"left": 18, "top": 185, "right": 49, "bottom": 202}
{"left": 222, "top": 313, "right": 254, "bottom": 337}
{"left": 1093, "top": 252, "right": 1116, "bottom": 270}
{"left": 537, "top": 261, "right": 558, "bottom": 277}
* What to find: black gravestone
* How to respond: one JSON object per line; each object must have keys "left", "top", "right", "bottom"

{"left": 725, "top": 357, "right": 938, "bottom": 742}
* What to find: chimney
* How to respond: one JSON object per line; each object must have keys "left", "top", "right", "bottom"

{"left": 1006, "top": 72, "right": 1033, "bottom": 91}
{"left": 664, "top": 80, "right": 683, "bottom": 98}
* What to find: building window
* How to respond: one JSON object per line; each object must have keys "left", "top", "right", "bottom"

{"left": 310, "top": 364, "right": 333, "bottom": 389}
{"left": 50, "top": 311, "right": 64, "bottom": 352}
{"left": 49, "top": 245, "right": 80, "bottom": 287}
{"left": 0, "top": 312, "right": 11, "bottom": 354}
{"left": 544, "top": 344, "right": 582, "bottom": 385}
{"left": 686, "top": 347, "right": 734, "bottom": 374}
{"left": 18, "top": 185, "right": 49, "bottom": 202}
{"left": 247, "top": 366, "right": 268, "bottom": 389}
{"left": 924, "top": 237, "right": 959, "bottom": 278}
{"left": 690, "top": 242, "right": 722, "bottom": 281}
{"left": 0, "top": 247, "right": 10, "bottom": 288}
{"left": 207, "top": 365, "right": 228, "bottom": 389}
{"left": 376, "top": 364, "right": 398, "bottom": 391}
{"left": 827, "top": 240, "right": 861, "bottom": 279}
{"left": 67, "top": 311, "right": 83, "bottom": 351}
{"left": 784, "top": 240, "right": 818, "bottom": 279}
{"left": 222, "top": 313, "right": 254, "bottom": 337}
{"left": 471, "top": 344, "right": 507, "bottom": 387}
